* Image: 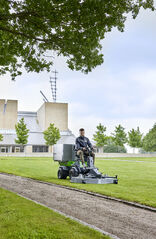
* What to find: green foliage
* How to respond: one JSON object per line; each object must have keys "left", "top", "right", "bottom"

{"left": 0, "top": 0, "right": 154, "bottom": 80}
{"left": 105, "top": 136, "right": 114, "bottom": 145}
{"left": 112, "top": 124, "right": 127, "bottom": 147}
{"left": 103, "top": 144, "right": 127, "bottom": 153}
{"left": 128, "top": 127, "right": 143, "bottom": 148}
{"left": 142, "top": 123, "right": 156, "bottom": 152}
{"left": 93, "top": 123, "right": 107, "bottom": 147}
{"left": 15, "top": 118, "right": 29, "bottom": 145}
{"left": 0, "top": 133, "right": 3, "bottom": 142}
{"left": 103, "top": 134, "right": 127, "bottom": 152}
{"left": 44, "top": 123, "right": 60, "bottom": 146}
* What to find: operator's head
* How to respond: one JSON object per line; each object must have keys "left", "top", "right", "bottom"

{"left": 79, "top": 128, "right": 85, "bottom": 136}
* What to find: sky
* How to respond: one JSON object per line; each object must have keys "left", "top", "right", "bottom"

{"left": 0, "top": 5, "right": 156, "bottom": 139}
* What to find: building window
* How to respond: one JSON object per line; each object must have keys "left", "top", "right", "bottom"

{"left": 12, "top": 146, "right": 24, "bottom": 153}
{"left": 15, "top": 147, "right": 20, "bottom": 153}
{"left": 32, "top": 145, "right": 49, "bottom": 153}
{"left": 0, "top": 146, "right": 9, "bottom": 153}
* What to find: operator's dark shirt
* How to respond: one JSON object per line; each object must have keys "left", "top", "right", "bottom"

{"left": 75, "top": 136, "right": 93, "bottom": 150}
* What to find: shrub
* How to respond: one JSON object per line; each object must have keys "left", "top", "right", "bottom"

{"left": 103, "top": 144, "right": 127, "bottom": 153}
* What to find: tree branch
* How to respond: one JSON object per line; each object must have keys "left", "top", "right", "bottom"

{"left": 0, "top": 11, "right": 40, "bottom": 21}
{"left": 0, "top": 25, "right": 55, "bottom": 43}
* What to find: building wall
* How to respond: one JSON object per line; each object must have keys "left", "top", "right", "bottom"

{"left": 36, "top": 103, "right": 45, "bottom": 130}
{"left": 25, "top": 145, "right": 32, "bottom": 154}
{"left": 0, "top": 99, "right": 17, "bottom": 130}
{"left": 37, "top": 102, "right": 68, "bottom": 131}
{"left": 45, "top": 102, "right": 68, "bottom": 131}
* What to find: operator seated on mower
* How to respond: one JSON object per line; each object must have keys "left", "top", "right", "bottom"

{"left": 75, "top": 128, "right": 95, "bottom": 167}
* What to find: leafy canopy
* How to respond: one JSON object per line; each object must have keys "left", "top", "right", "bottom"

{"left": 112, "top": 124, "right": 127, "bottom": 147}
{"left": 15, "top": 117, "right": 29, "bottom": 145}
{"left": 128, "top": 127, "right": 143, "bottom": 148}
{"left": 142, "top": 123, "right": 156, "bottom": 152}
{"left": 93, "top": 123, "right": 107, "bottom": 147}
{"left": 0, "top": 0, "right": 154, "bottom": 80}
{"left": 0, "top": 133, "right": 3, "bottom": 142}
{"left": 43, "top": 123, "right": 60, "bottom": 146}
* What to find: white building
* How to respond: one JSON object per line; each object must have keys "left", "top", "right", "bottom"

{"left": 0, "top": 99, "right": 75, "bottom": 155}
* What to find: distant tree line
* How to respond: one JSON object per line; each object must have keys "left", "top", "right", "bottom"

{"left": 93, "top": 123, "right": 156, "bottom": 153}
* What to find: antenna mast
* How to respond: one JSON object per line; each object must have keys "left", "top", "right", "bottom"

{"left": 40, "top": 91, "right": 49, "bottom": 102}
{"left": 50, "top": 70, "right": 58, "bottom": 102}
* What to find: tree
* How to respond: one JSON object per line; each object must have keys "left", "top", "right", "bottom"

{"left": 15, "top": 118, "right": 29, "bottom": 145}
{"left": 142, "top": 124, "right": 156, "bottom": 152}
{"left": 112, "top": 124, "right": 127, "bottom": 147}
{"left": 105, "top": 136, "right": 114, "bottom": 145}
{"left": 0, "top": 1, "right": 154, "bottom": 80}
{"left": 128, "top": 127, "right": 143, "bottom": 153}
{"left": 43, "top": 123, "right": 61, "bottom": 147}
{"left": 0, "top": 133, "right": 3, "bottom": 142}
{"left": 93, "top": 123, "right": 107, "bottom": 147}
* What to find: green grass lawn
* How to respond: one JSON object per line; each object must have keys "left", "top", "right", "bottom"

{"left": 96, "top": 157, "right": 156, "bottom": 162}
{"left": 0, "top": 157, "right": 156, "bottom": 208}
{"left": 0, "top": 188, "right": 108, "bottom": 239}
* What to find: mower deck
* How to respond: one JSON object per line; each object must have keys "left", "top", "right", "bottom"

{"left": 70, "top": 174, "right": 118, "bottom": 184}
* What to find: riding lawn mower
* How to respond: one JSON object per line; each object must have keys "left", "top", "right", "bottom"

{"left": 53, "top": 144, "right": 118, "bottom": 184}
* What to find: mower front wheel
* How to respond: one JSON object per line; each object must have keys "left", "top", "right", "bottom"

{"left": 69, "top": 168, "right": 79, "bottom": 179}
{"left": 58, "top": 168, "right": 68, "bottom": 179}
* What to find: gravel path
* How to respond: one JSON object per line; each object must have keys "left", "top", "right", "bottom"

{"left": 0, "top": 173, "right": 156, "bottom": 239}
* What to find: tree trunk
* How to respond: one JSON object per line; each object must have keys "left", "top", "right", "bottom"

{"left": 49, "top": 145, "right": 53, "bottom": 153}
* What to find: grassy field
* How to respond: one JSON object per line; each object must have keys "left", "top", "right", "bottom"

{"left": 0, "top": 187, "right": 109, "bottom": 239}
{"left": 96, "top": 157, "right": 156, "bottom": 162}
{"left": 0, "top": 157, "right": 156, "bottom": 208}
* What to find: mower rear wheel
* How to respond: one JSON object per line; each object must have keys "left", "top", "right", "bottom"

{"left": 58, "top": 168, "right": 68, "bottom": 179}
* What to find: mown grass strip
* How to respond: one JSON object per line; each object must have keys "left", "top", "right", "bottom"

{"left": 0, "top": 188, "right": 110, "bottom": 239}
